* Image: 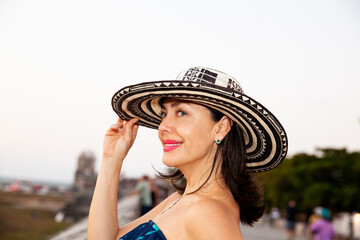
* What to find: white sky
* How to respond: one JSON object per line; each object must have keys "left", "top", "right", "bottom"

{"left": 0, "top": 0, "right": 359, "bottom": 184}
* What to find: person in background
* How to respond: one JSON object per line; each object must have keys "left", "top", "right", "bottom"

{"left": 135, "top": 175, "right": 153, "bottom": 216}
{"left": 310, "top": 208, "right": 335, "bottom": 240}
{"left": 306, "top": 206, "right": 323, "bottom": 240}
{"left": 304, "top": 206, "right": 314, "bottom": 240}
{"left": 285, "top": 200, "right": 298, "bottom": 240}
{"left": 305, "top": 206, "right": 313, "bottom": 227}
{"left": 269, "top": 207, "right": 280, "bottom": 227}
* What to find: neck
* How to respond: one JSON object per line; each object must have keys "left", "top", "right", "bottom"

{"left": 181, "top": 157, "right": 223, "bottom": 195}
{"left": 172, "top": 141, "right": 222, "bottom": 194}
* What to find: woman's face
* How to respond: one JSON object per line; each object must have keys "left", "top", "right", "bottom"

{"left": 158, "top": 98, "right": 217, "bottom": 169}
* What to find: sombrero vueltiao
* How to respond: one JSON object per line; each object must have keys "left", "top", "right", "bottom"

{"left": 112, "top": 66, "right": 288, "bottom": 172}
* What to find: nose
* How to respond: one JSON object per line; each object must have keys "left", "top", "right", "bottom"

{"left": 158, "top": 115, "right": 173, "bottom": 134}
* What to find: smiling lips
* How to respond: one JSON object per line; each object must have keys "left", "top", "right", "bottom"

{"left": 163, "top": 140, "right": 182, "bottom": 152}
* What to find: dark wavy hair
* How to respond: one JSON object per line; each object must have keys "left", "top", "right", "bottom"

{"left": 157, "top": 101, "right": 265, "bottom": 226}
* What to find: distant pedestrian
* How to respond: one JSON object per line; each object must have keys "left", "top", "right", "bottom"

{"left": 306, "top": 206, "right": 323, "bottom": 239}
{"left": 285, "top": 200, "right": 297, "bottom": 240}
{"left": 270, "top": 207, "right": 280, "bottom": 227}
{"left": 310, "top": 208, "right": 335, "bottom": 240}
{"left": 305, "top": 206, "right": 313, "bottom": 227}
{"left": 135, "top": 175, "right": 153, "bottom": 216}
{"left": 304, "top": 206, "right": 314, "bottom": 239}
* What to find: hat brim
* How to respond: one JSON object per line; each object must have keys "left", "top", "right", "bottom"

{"left": 112, "top": 80, "right": 288, "bottom": 172}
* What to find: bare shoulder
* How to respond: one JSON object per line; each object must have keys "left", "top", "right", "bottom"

{"left": 184, "top": 197, "right": 243, "bottom": 240}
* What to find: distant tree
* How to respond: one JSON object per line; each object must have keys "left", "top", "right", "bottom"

{"left": 258, "top": 148, "right": 360, "bottom": 213}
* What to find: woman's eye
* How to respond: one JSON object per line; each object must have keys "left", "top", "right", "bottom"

{"left": 160, "top": 112, "right": 167, "bottom": 118}
{"left": 177, "top": 111, "right": 187, "bottom": 116}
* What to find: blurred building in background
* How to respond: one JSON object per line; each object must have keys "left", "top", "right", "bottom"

{"left": 56, "top": 151, "right": 97, "bottom": 222}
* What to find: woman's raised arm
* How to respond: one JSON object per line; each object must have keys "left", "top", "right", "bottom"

{"left": 87, "top": 118, "right": 139, "bottom": 240}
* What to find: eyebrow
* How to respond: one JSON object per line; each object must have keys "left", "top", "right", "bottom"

{"left": 160, "top": 101, "right": 182, "bottom": 110}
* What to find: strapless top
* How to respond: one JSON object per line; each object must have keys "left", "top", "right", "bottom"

{"left": 119, "top": 220, "right": 167, "bottom": 240}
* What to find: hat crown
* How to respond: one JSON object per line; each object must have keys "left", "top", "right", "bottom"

{"left": 176, "top": 66, "right": 244, "bottom": 93}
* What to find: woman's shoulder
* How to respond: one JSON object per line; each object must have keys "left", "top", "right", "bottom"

{"left": 184, "top": 196, "right": 242, "bottom": 239}
{"left": 185, "top": 196, "right": 237, "bottom": 222}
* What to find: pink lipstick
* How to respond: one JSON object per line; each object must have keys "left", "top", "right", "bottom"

{"left": 163, "top": 140, "right": 182, "bottom": 152}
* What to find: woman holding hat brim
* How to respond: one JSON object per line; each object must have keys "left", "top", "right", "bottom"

{"left": 88, "top": 67, "right": 288, "bottom": 240}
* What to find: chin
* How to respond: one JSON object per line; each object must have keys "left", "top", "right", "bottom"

{"left": 162, "top": 156, "right": 175, "bottom": 168}
{"left": 162, "top": 154, "right": 181, "bottom": 168}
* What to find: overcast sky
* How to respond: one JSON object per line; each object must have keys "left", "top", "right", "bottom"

{"left": 0, "top": 0, "right": 359, "bottom": 184}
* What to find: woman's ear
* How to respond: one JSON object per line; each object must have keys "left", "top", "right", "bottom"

{"left": 214, "top": 116, "right": 233, "bottom": 143}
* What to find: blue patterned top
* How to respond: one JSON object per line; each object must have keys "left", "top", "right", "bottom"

{"left": 119, "top": 220, "right": 167, "bottom": 240}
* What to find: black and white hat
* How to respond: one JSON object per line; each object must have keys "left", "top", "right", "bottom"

{"left": 112, "top": 66, "right": 288, "bottom": 172}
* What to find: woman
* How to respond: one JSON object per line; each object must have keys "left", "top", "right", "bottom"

{"left": 310, "top": 208, "right": 335, "bottom": 240}
{"left": 88, "top": 66, "right": 288, "bottom": 239}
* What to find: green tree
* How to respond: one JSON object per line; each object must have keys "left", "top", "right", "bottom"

{"left": 258, "top": 148, "right": 360, "bottom": 213}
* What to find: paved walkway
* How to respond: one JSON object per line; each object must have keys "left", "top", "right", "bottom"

{"left": 241, "top": 223, "right": 306, "bottom": 240}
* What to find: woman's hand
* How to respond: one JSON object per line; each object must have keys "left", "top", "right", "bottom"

{"left": 88, "top": 118, "right": 139, "bottom": 240}
{"left": 103, "top": 118, "right": 139, "bottom": 165}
